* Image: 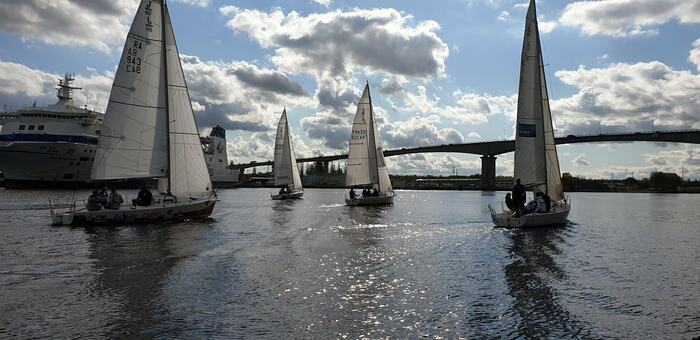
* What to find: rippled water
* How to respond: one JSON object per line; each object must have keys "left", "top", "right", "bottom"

{"left": 0, "top": 188, "right": 698, "bottom": 338}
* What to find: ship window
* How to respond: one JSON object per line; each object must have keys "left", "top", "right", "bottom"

{"left": 28, "top": 125, "right": 35, "bottom": 130}
{"left": 19, "top": 125, "right": 25, "bottom": 130}
{"left": 62, "top": 174, "right": 74, "bottom": 179}
{"left": 38, "top": 125, "right": 44, "bottom": 130}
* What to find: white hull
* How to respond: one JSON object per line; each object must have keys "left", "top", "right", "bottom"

{"left": 345, "top": 192, "right": 395, "bottom": 206}
{"left": 489, "top": 201, "right": 570, "bottom": 228}
{"left": 50, "top": 195, "right": 217, "bottom": 226}
{"left": 271, "top": 190, "right": 304, "bottom": 200}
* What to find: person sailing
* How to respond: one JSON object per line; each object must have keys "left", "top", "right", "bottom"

{"left": 505, "top": 193, "right": 515, "bottom": 210}
{"left": 132, "top": 187, "right": 153, "bottom": 207}
{"left": 106, "top": 188, "right": 124, "bottom": 210}
{"left": 512, "top": 178, "right": 526, "bottom": 215}
{"left": 349, "top": 188, "right": 357, "bottom": 200}
{"left": 86, "top": 190, "right": 106, "bottom": 211}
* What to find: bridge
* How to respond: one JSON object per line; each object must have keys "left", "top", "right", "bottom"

{"left": 233, "top": 130, "right": 700, "bottom": 189}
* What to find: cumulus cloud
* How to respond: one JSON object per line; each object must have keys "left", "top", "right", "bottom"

{"left": 0, "top": 59, "right": 113, "bottom": 112}
{"left": 572, "top": 154, "right": 590, "bottom": 166}
{"left": 382, "top": 115, "right": 464, "bottom": 148}
{"left": 690, "top": 38, "right": 700, "bottom": 72}
{"left": 179, "top": 55, "right": 312, "bottom": 132}
{"left": 386, "top": 154, "right": 481, "bottom": 176}
{"left": 560, "top": 0, "right": 700, "bottom": 37}
{"left": 0, "top": 0, "right": 139, "bottom": 52}
{"left": 497, "top": 11, "right": 510, "bottom": 21}
{"left": 551, "top": 60, "right": 700, "bottom": 134}
{"left": 171, "top": 0, "right": 210, "bottom": 6}
{"left": 313, "top": 0, "right": 332, "bottom": 8}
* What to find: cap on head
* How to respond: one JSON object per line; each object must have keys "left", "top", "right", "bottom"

{"left": 516, "top": 178, "right": 521, "bottom": 184}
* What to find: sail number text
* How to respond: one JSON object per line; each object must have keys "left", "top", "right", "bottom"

{"left": 351, "top": 129, "right": 367, "bottom": 140}
{"left": 125, "top": 40, "right": 143, "bottom": 73}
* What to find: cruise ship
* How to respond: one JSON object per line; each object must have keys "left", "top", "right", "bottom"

{"left": 0, "top": 75, "right": 239, "bottom": 188}
{"left": 0, "top": 75, "right": 102, "bottom": 188}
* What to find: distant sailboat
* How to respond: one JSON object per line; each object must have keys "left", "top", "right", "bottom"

{"left": 271, "top": 109, "right": 303, "bottom": 200}
{"left": 51, "top": 0, "right": 217, "bottom": 225}
{"left": 490, "top": 0, "right": 570, "bottom": 228}
{"left": 345, "top": 83, "right": 395, "bottom": 206}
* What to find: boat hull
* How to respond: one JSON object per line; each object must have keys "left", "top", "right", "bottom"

{"left": 489, "top": 201, "right": 570, "bottom": 228}
{"left": 345, "top": 192, "right": 395, "bottom": 206}
{"left": 271, "top": 191, "right": 304, "bottom": 200}
{"left": 50, "top": 196, "right": 216, "bottom": 226}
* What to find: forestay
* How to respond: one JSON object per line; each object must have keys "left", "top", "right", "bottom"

{"left": 273, "top": 109, "right": 302, "bottom": 191}
{"left": 92, "top": 0, "right": 168, "bottom": 180}
{"left": 345, "top": 84, "right": 392, "bottom": 192}
{"left": 513, "top": 0, "right": 563, "bottom": 201}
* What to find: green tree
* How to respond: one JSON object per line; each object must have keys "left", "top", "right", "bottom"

{"left": 649, "top": 172, "right": 681, "bottom": 192}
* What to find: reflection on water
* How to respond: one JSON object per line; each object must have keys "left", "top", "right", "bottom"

{"left": 0, "top": 189, "right": 698, "bottom": 338}
{"left": 504, "top": 226, "right": 594, "bottom": 338}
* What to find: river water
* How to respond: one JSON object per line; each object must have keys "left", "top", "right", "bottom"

{"left": 0, "top": 188, "right": 698, "bottom": 338}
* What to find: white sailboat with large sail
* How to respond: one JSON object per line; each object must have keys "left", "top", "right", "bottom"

{"left": 490, "top": 0, "right": 570, "bottom": 228}
{"left": 271, "top": 109, "right": 303, "bottom": 200}
{"left": 345, "top": 83, "right": 395, "bottom": 206}
{"left": 51, "top": 0, "right": 217, "bottom": 225}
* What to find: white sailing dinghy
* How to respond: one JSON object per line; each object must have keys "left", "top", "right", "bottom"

{"left": 345, "top": 83, "right": 395, "bottom": 206}
{"left": 489, "top": 0, "right": 570, "bottom": 228}
{"left": 271, "top": 109, "right": 304, "bottom": 200}
{"left": 51, "top": 0, "right": 216, "bottom": 225}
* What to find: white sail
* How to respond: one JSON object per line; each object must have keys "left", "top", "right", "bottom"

{"left": 92, "top": 0, "right": 168, "bottom": 180}
{"left": 345, "top": 84, "right": 392, "bottom": 192}
{"left": 513, "top": 0, "right": 563, "bottom": 200}
{"left": 273, "top": 109, "right": 302, "bottom": 191}
{"left": 163, "top": 5, "right": 213, "bottom": 199}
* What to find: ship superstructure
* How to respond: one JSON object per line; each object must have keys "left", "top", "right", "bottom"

{"left": 0, "top": 74, "right": 103, "bottom": 187}
{"left": 202, "top": 125, "right": 240, "bottom": 187}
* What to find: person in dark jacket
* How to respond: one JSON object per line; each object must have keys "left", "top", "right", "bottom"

{"left": 132, "top": 187, "right": 153, "bottom": 207}
{"left": 512, "top": 179, "right": 526, "bottom": 215}
{"left": 505, "top": 193, "right": 515, "bottom": 210}
{"left": 86, "top": 190, "right": 105, "bottom": 211}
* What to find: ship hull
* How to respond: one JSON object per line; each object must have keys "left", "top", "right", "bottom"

{"left": 0, "top": 140, "right": 95, "bottom": 184}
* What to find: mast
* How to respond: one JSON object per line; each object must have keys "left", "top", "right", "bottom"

{"left": 366, "top": 82, "right": 380, "bottom": 186}
{"left": 161, "top": 0, "right": 172, "bottom": 195}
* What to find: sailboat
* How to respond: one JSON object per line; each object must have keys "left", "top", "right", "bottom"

{"left": 51, "top": 0, "right": 217, "bottom": 225}
{"left": 489, "top": 0, "right": 570, "bottom": 228}
{"left": 271, "top": 109, "right": 304, "bottom": 200}
{"left": 345, "top": 83, "right": 395, "bottom": 206}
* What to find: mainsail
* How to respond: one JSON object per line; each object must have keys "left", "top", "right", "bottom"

{"left": 513, "top": 0, "right": 563, "bottom": 201}
{"left": 93, "top": 0, "right": 213, "bottom": 199}
{"left": 273, "top": 109, "right": 302, "bottom": 191}
{"left": 345, "top": 84, "right": 392, "bottom": 192}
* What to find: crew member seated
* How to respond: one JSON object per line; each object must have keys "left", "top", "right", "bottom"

{"left": 349, "top": 188, "right": 357, "bottom": 200}
{"left": 86, "top": 190, "right": 106, "bottom": 211}
{"left": 106, "top": 188, "right": 124, "bottom": 210}
{"left": 505, "top": 193, "right": 515, "bottom": 210}
{"left": 362, "top": 188, "right": 369, "bottom": 197}
{"left": 525, "top": 192, "right": 547, "bottom": 214}
{"left": 279, "top": 187, "right": 288, "bottom": 195}
{"left": 132, "top": 187, "right": 153, "bottom": 207}
{"left": 372, "top": 188, "right": 379, "bottom": 197}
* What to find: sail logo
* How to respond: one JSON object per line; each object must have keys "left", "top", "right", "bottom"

{"left": 518, "top": 123, "right": 536, "bottom": 137}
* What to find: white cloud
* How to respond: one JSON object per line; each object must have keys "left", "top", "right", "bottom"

{"left": 382, "top": 115, "right": 464, "bottom": 148}
{"left": 467, "top": 132, "right": 482, "bottom": 139}
{"left": 551, "top": 61, "right": 700, "bottom": 134}
{"left": 386, "top": 154, "right": 481, "bottom": 176}
{"left": 498, "top": 11, "right": 510, "bottom": 21}
{"left": 690, "top": 38, "right": 700, "bottom": 72}
{"left": 572, "top": 154, "right": 590, "bottom": 166}
{"left": 0, "top": 59, "right": 113, "bottom": 112}
{"left": 172, "top": 0, "right": 210, "bottom": 7}
{"left": 313, "top": 0, "right": 332, "bottom": 8}
{"left": 560, "top": 0, "right": 700, "bottom": 37}
{"left": 538, "top": 18, "right": 558, "bottom": 33}
{"left": 0, "top": 0, "right": 139, "bottom": 52}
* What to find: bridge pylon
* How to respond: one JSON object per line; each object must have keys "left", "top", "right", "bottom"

{"left": 480, "top": 155, "right": 497, "bottom": 190}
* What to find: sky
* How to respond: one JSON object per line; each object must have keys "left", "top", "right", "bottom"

{"left": 0, "top": 0, "right": 699, "bottom": 179}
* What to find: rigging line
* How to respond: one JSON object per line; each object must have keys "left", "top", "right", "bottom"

{"left": 127, "top": 32, "right": 163, "bottom": 43}
{"left": 108, "top": 99, "right": 165, "bottom": 110}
